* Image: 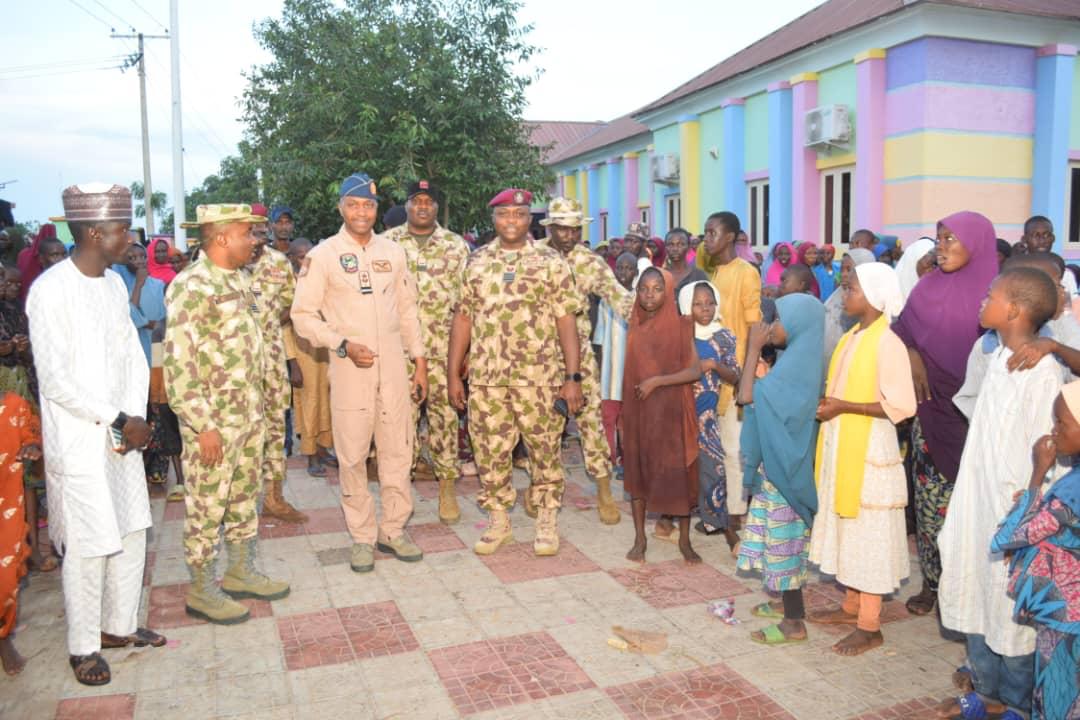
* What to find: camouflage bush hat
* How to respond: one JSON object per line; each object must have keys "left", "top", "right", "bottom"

{"left": 180, "top": 204, "right": 268, "bottom": 228}
{"left": 625, "top": 222, "right": 650, "bottom": 242}
{"left": 539, "top": 197, "right": 592, "bottom": 228}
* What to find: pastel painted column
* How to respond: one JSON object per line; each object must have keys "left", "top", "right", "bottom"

{"left": 577, "top": 167, "right": 588, "bottom": 242}
{"left": 606, "top": 157, "right": 623, "bottom": 240}
{"left": 720, "top": 98, "right": 745, "bottom": 216}
{"left": 622, "top": 152, "right": 639, "bottom": 235}
{"left": 1033, "top": 43, "right": 1077, "bottom": 249}
{"left": 767, "top": 81, "right": 793, "bottom": 245}
{"left": 562, "top": 171, "right": 576, "bottom": 201}
{"left": 678, "top": 114, "right": 702, "bottom": 234}
{"left": 586, "top": 163, "right": 601, "bottom": 247}
{"left": 855, "top": 49, "right": 887, "bottom": 233}
{"left": 790, "top": 73, "right": 819, "bottom": 244}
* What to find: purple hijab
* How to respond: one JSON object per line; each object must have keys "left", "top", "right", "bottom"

{"left": 892, "top": 211, "right": 998, "bottom": 483}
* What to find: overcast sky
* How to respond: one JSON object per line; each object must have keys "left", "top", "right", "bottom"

{"left": 3, "top": 0, "right": 823, "bottom": 225}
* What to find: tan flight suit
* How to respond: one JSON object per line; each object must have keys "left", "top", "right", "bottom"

{"left": 291, "top": 226, "right": 424, "bottom": 544}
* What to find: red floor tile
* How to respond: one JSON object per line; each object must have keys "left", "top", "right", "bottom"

{"left": 301, "top": 506, "right": 348, "bottom": 535}
{"left": 398, "top": 522, "right": 466, "bottom": 554}
{"left": 142, "top": 551, "right": 156, "bottom": 588}
{"left": 477, "top": 539, "right": 600, "bottom": 584}
{"left": 148, "top": 583, "right": 272, "bottom": 629}
{"left": 802, "top": 582, "right": 910, "bottom": 626}
{"left": 258, "top": 518, "right": 307, "bottom": 539}
{"left": 277, "top": 607, "right": 354, "bottom": 671}
{"left": 414, "top": 479, "right": 439, "bottom": 500}
{"left": 338, "top": 600, "right": 419, "bottom": 659}
{"left": 849, "top": 696, "right": 941, "bottom": 719}
{"left": 605, "top": 664, "right": 794, "bottom": 720}
{"left": 163, "top": 501, "right": 185, "bottom": 521}
{"left": 429, "top": 631, "right": 594, "bottom": 716}
{"left": 55, "top": 694, "right": 136, "bottom": 720}
{"left": 608, "top": 560, "right": 751, "bottom": 609}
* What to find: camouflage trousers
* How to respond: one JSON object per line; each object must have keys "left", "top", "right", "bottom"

{"left": 573, "top": 346, "right": 611, "bottom": 485}
{"left": 181, "top": 425, "right": 265, "bottom": 568}
{"left": 409, "top": 357, "right": 459, "bottom": 484}
{"left": 260, "top": 407, "right": 287, "bottom": 492}
{"left": 470, "top": 384, "right": 564, "bottom": 511}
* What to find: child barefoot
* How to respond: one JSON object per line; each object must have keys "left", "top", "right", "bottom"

{"left": 622, "top": 268, "right": 703, "bottom": 564}
{"left": 807, "top": 263, "right": 916, "bottom": 656}
{"left": 736, "top": 293, "right": 826, "bottom": 646}
{"left": 0, "top": 391, "right": 43, "bottom": 675}
{"left": 992, "top": 384, "right": 1080, "bottom": 720}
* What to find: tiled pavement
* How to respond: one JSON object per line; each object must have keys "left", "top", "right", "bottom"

{"left": 3, "top": 445, "right": 964, "bottom": 719}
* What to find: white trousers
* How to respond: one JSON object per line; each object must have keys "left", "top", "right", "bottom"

{"left": 61, "top": 529, "right": 146, "bottom": 656}
{"left": 718, "top": 408, "right": 748, "bottom": 515}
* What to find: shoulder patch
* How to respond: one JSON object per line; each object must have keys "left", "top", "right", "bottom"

{"left": 298, "top": 256, "right": 312, "bottom": 278}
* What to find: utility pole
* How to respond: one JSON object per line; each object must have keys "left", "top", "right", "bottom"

{"left": 112, "top": 31, "right": 168, "bottom": 236}
{"left": 170, "top": 0, "right": 187, "bottom": 250}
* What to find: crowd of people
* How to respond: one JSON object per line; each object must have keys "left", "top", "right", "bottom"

{"left": 0, "top": 178, "right": 1078, "bottom": 720}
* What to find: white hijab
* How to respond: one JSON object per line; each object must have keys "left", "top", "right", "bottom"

{"left": 896, "top": 237, "right": 935, "bottom": 304}
{"left": 854, "top": 262, "right": 904, "bottom": 319}
{"left": 678, "top": 280, "right": 724, "bottom": 340}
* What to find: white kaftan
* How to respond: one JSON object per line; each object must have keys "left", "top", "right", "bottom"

{"left": 939, "top": 347, "right": 1064, "bottom": 657}
{"left": 26, "top": 258, "right": 152, "bottom": 558}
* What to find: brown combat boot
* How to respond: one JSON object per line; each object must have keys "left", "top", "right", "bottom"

{"left": 534, "top": 507, "right": 560, "bottom": 556}
{"left": 262, "top": 478, "right": 308, "bottom": 524}
{"left": 595, "top": 475, "right": 621, "bottom": 525}
{"left": 438, "top": 477, "right": 460, "bottom": 525}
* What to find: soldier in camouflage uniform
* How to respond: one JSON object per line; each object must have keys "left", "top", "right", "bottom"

{"left": 165, "top": 204, "right": 290, "bottom": 625}
{"left": 382, "top": 180, "right": 470, "bottom": 524}
{"left": 245, "top": 211, "right": 307, "bottom": 524}
{"left": 448, "top": 189, "right": 583, "bottom": 557}
{"left": 536, "top": 197, "right": 634, "bottom": 526}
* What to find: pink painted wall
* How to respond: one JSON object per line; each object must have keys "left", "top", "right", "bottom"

{"left": 791, "top": 78, "right": 820, "bottom": 244}
{"left": 855, "top": 56, "right": 886, "bottom": 232}
{"left": 885, "top": 84, "right": 1035, "bottom": 136}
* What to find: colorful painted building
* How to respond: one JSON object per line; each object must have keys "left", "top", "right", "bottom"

{"left": 540, "top": 0, "right": 1080, "bottom": 255}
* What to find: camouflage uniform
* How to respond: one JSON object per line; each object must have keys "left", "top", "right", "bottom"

{"left": 459, "top": 239, "right": 581, "bottom": 511}
{"left": 164, "top": 255, "right": 266, "bottom": 568}
{"left": 245, "top": 247, "right": 295, "bottom": 493}
{"left": 382, "top": 223, "right": 469, "bottom": 484}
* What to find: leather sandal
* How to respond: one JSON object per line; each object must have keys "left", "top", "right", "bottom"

{"left": 100, "top": 628, "right": 167, "bottom": 649}
{"left": 69, "top": 652, "right": 111, "bottom": 686}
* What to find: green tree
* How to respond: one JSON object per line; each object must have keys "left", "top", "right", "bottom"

{"left": 130, "top": 181, "right": 168, "bottom": 230}
{"left": 243, "top": 0, "right": 552, "bottom": 237}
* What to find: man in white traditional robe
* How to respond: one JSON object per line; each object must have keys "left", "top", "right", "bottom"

{"left": 27, "top": 183, "right": 165, "bottom": 687}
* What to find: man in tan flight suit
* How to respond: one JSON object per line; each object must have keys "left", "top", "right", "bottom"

{"left": 291, "top": 172, "right": 428, "bottom": 573}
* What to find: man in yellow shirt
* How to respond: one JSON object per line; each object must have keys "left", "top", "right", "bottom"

{"left": 701, "top": 211, "right": 762, "bottom": 522}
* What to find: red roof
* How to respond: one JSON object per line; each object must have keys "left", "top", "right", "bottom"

{"left": 636, "top": 0, "right": 1080, "bottom": 115}
{"left": 526, "top": 121, "right": 606, "bottom": 161}
{"left": 544, "top": 114, "right": 651, "bottom": 165}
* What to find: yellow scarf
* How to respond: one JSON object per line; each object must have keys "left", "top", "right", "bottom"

{"left": 815, "top": 314, "right": 887, "bottom": 518}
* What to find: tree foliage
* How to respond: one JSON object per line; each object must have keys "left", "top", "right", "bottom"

{"left": 169, "top": 143, "right": 262, "bottom": 238}
{"left": 242, "top": 0, "right": 552, "bottom": 237}
{"left": 129, "top": 181, "right": 168, "bottom": 227}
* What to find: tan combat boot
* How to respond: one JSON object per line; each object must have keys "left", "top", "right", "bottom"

{"left": 523, "top": 487, "right": 537, "bottom": 519}
{"left": 595, "top": 475, "right": 621, "bottom": 525}
{"left": 221, "top": 540, "right": 291, "bottom": 601}
{"left": 534, "top": 507, "right": 560, "bottom": 557}
{"left": 185, "top": 564, "right": 250, "bottom": 625}
{"left": 438, "top": 477, "right": 461, "bottom": 525}
{"left": 473, "top": 508, "right": 513, "bottom": 555}
{"left": 262, "top": 478, "right": 309, "bottom": 524}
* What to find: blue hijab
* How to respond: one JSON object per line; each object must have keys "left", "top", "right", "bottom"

{"left": 111, "top": 263, "right": 166, "bottom": 365}
{"left": 740, "top": 293, "right": 826, "bottom": 525}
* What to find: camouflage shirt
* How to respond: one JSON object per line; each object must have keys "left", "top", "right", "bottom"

{"left": 557, "top": 243, "right": 634, "bottom": 348}
{"left": 245, "top": 245, "right": 295, "bottom": 415}
{"left": 382, "top": 223, "right": 469, "bottom": 359}
{"left": 164, "top": 255, "right": 265, "bottom": 434}
{"left": 458, "top": 239, "right": 581, "bottom": 388}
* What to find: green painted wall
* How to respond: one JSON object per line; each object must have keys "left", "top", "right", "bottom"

{"left": 817, "top": 62, "right": 857, "bottom": 119}
{"left": 1071, "top": 57, "right": 1080, "bottom": 149}
{"left": 699, "top": 107, "right": 725, "bottom": 218}
{"left": 597, "top": 163, "right": 609, "bottom": 210}
{"left": 745, "top": 93, "right": 769, "bottom": 172}
{"left": 638, "top": 148, "right": 651, "bottom": 207}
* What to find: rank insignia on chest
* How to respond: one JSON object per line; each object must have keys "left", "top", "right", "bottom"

{"left": 503, "top": 270, "right": 516, "bottom": 284}
{"left": 372, "top": 260, "right": 392, "bottom": 273}
{"left": 340, "top": 253, "right": 359, "bottom": 274}
{"left": 358, "top": 270, "right": 374, "bottom": 295}
{"left": 416, "top": 260, "right": 428, "bottom": 272}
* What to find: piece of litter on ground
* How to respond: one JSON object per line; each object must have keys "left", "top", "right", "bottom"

{"left": 574, "top": 499, "right": 594, "bottom": 511}
{"left": 610, "top": 625, "right": 668, "bottom": 654}
{"left": 166, "top": 639, "right": 181, "bottom": 648}
{"left": 706, "top": 598, "right": 741, "bottom": 625}
{"left": 607, "top": 637, "right": 630, "bottom": 651}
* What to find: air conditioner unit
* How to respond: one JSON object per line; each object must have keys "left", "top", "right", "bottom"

{"left": 650, "top": 154, "right": 680, "bottom": 185}
{"left": 805, "top": 104, "right": 851, "bottom": 148}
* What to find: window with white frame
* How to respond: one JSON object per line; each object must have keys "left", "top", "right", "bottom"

{"left": 639, "top": 207, "right": 650, "bottom": 228}
{"left": 599, "top": 212, "right": 609, "bottom": 243}
{"left": 1067, "top": 162, "right": 1080, "bottom": 248}
{"left": 747, "top": 179, "right": 770, "bottom": 247}
{"left": 821, "top": 165, "right": 854, "bottom": 249}
{"left": 666, "top": 195, "right": 682, "bottom": 232}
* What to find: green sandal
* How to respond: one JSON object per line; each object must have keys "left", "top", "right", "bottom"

{"left": 751, "top": 623, "right": 807, "bottom": 646}
{"left": 750, "top": 602, "right": 784, "bottom": 620}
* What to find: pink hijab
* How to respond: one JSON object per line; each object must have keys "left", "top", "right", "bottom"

{"left": 147, "top": 238, "right": 177, "bottom": 284}
{"left": 764, "top": 242, "right": 795, "bottom": 285}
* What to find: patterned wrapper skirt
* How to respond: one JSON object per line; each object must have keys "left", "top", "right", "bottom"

{"left": 737, "top": 476, "right": 811, "bottom": 592}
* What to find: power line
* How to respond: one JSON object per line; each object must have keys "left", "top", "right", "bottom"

{"left": 89, "top": 0, "right": 135, "bottom": 31}
{"left": 67, "top": 0, "right": 113, "bottom": 28}
{"left": 1, "top": 63, "right": 126, "bottom": 81}
{"left": 0, "top": 55, "right": 129, "bottom": 74}
{"left": 127, "top": 0, "right": 168, "bottom": 32}
{"left": 145, "top": 44, "right": 234, "bottom": 158}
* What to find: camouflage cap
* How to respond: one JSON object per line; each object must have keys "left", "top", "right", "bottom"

{"left": 625, "top": 222, "right": 650, "bottom": 241}
{"left": 180, "top": 203, "right": 268, "bottom": 228}
{"left": 539, "top": 196, "right": 592, "bottom": 227}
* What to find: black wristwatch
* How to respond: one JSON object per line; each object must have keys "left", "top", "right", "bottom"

{"left": 565, "top": 372, "right": 583, "bottom": 383}
{"left": 111, "top": 412, "right": 129, "bottom": 431}
{"left": 337, "top": 339, "right": 349, "bottom": 359}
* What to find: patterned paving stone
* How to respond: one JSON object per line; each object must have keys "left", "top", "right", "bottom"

{"left": 339, "top": 600, "right": 419, "bottom": 659}
{"left": 478, "top": 539, "right": 600, "bottom": 584}
{"left": 163, "top": 501, "right": 185, "bottom": 521}
{"left": 315, "top": 523, "right": 465, "bottom": 567}
{"left": 142, "top": 550, "right": 156, "bottom": 587}
{"left": 277, "top": 608, "right": 354, "bottom": 671}
{"left": 803, "top": 582, "right": 911, "bottom": 625}
{"left": 608, "top": 559, "right": 752, "bottom": 609}
{"left": 849, "top": 696, "right": 941, "bottom": 719}
{"left": 147, "top": 583, "right": 273, "bottom": 629}
{"left": 605, "top": 664, "right": 795, "bottom": 720}
{"left": 430, "top": 631, "right": 595, "bottom": 716}
{"left": 54, "top": 694, "right": 136, "bottom": 720}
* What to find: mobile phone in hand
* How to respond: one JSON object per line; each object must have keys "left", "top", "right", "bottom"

{"left": 553, "top": 397, "right": 569, "bottom": 419}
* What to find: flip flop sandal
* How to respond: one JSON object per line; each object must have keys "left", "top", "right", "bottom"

{"left": 694, "top": 520, "right": 724, "bottom": 536}
{"left": 751, "top": 602, "right": 785, "bottom": 620}
{"left": 955, "top": 692, "right": 987, "bottom": 720}
{"left": 69, "top": 652, "right": 111, "bottom": 686}
{"left": 101, "top": 628, "right": 167, "bottom": 649}
{"left": 651, "top": 526, "right": 680, "bottom": 543}
{"left": 307, "top": 465, "right": 328, "bottom": 477}
{"left": 905, "top": 590, "right": 937, "bottom": 616}
{"left": 952, "top": 665, "right": 975, "bottom": 691}
{"left": 167, "top": 487, "right": 185, "bottom": 502}
{"left": 750, "top": 623, "right": 807, "bottom": 646}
